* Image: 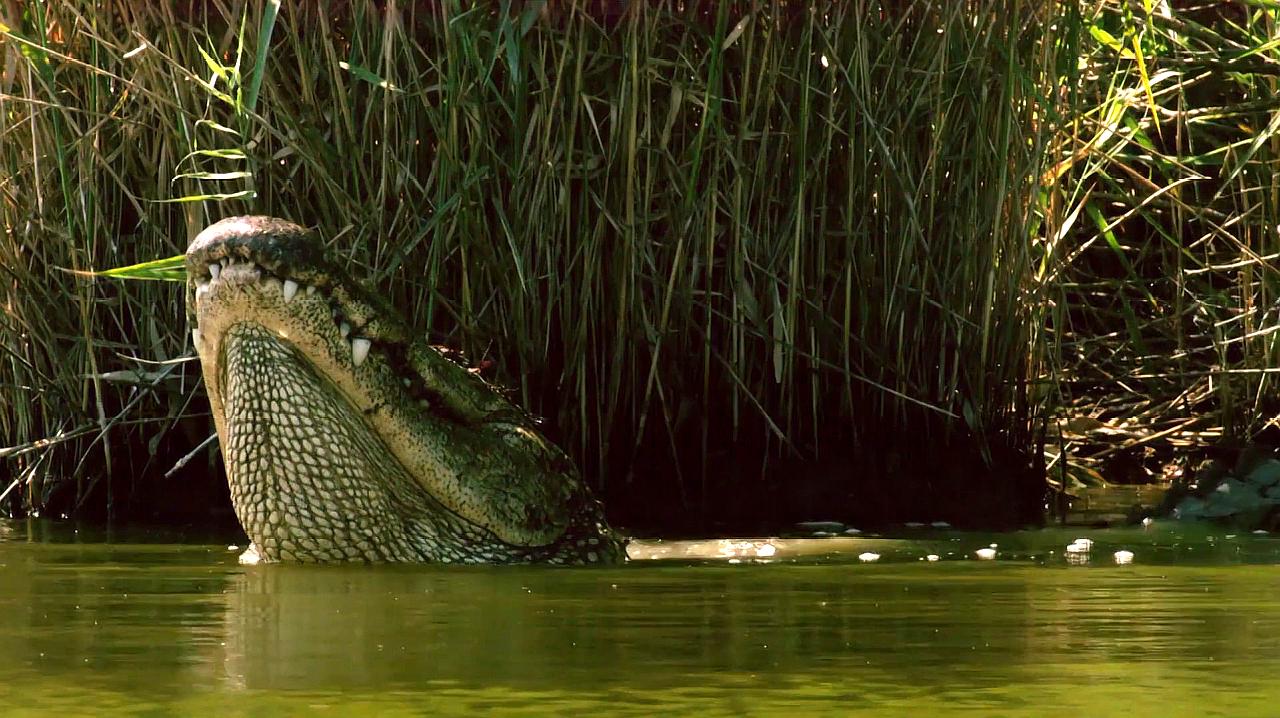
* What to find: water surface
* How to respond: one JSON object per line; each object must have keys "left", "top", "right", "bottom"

{"left": 1, "top": 520, "right": 1277, "bottom": 716}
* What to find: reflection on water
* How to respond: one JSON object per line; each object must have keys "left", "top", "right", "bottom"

{"left": 2, "top": 520, "right": 1280, "bottom": 716}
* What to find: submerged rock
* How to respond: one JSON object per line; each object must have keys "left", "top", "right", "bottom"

{"left": 1159, "top": 449, "right": 1280, "bottom": 530}
{"left": 794, "top": 521, "right": 847, "bottom": 535}
{"left": 1246, "top": 460, "right": 1280, "bottom": 489}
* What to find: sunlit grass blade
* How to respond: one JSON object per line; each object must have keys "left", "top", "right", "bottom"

{"left": 242, "top": 0, "right": 281, "bottom": 116}
{"left": 86, "top": 256, "right": 187, "bottom": 282}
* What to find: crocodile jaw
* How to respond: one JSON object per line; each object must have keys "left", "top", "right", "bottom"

{"left": 185, "top": 218, "right": 624, "bottom": 564}
{"left": 192, "top": 265, "right": 479, "bottom": 561}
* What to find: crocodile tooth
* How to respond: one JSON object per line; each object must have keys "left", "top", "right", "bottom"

{"left": 339, "top": 322, "right": 351, "bottom": 339}
{"left": 209, "top": 263, "right": 221, "bottom": 281}
{"left": 305, "top": 285, "right": 317, "bottom": 296}
{"left": 351, "top": 338, "right": 371, "bottom": 367}
{"left": 191, "top": 328, "right": 202, "bottom": 346}
{"left": 282, "top": 279, "right": 299, "bottom": 303}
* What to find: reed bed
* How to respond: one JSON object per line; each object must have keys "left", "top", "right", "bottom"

{"left": 1044, "top": 2, "right": 1280, "bottom": 495}
{"left": 0, "top": 1, "right": 1105, "bottom": 529}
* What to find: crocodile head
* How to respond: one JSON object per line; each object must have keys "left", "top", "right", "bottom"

{"left": 185, "top": 216, "right": 624, "bottom": 564}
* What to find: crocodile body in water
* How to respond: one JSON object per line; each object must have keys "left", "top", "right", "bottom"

{"left": 186, "top": 216, "right": 625, "bottom": 564}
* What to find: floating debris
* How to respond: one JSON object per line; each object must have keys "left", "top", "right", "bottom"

{"left": 1066, "top": 538, "right": 1093, "bottom": 554}
{"left": 715, "top": 540, "right": 778, "bottom": 559}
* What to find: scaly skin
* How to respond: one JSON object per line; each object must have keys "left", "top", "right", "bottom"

{"left": 186, "top": 216, "right": 625, "bottom": 564}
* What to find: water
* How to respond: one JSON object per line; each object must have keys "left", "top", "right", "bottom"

{"left": 2, "top": 520, "right": 1279, "bottom": 716}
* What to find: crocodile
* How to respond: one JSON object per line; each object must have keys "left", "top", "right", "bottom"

{"left": 186, "top": 216, "right": 625, "bottom": 564}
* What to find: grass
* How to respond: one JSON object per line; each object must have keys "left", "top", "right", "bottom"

{"left": 3, "top": 1, "right": 1272, "bottom": 530}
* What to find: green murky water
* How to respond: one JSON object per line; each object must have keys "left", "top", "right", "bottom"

{"left": 2, "top": 520, "right": 1279, "bottom": 716}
